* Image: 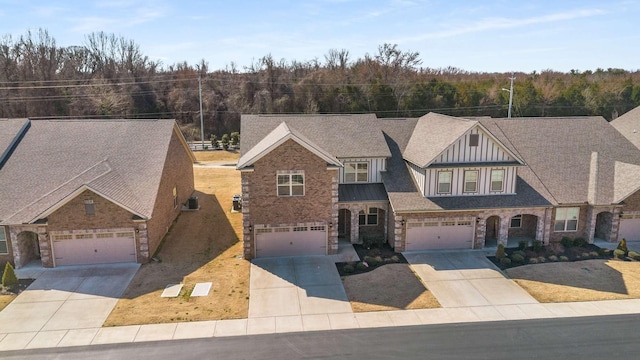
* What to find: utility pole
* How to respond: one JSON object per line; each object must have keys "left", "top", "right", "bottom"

{"left": 198, "top": 75, "right": 205, "bottom": 149}
{"left": 502, "top": 74, "right": 515, "bottom": 118}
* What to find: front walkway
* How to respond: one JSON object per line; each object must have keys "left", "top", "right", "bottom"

{"left": 404, "top": 251, "right": 538, "bottom": 308}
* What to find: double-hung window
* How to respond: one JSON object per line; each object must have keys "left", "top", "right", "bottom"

{"left": 345, "top": 162, "right": 368, "bottom": 183}
{"left": 277, "top": 173, "right": 304, "bottom": 196}
{"left": 510, "top": 215, "right": 522, "bottom": 228}
{"left": 491, "top": 169, "right": 504, "bottom": 192}
{"left": 554, "top": 207, "right": 579, "bottom": 232}
{"left": 0, "top": 227, "right": 7, "bottom": 254}
{"left": 437, "top": 171, "right": 452, "bottom": 194}
{"left": 464, "top": 170, "right": 478, "bottom": 193}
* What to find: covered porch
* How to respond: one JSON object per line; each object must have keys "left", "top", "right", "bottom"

{"left": 337, "top": 183, "right": 389, "bottom": 245}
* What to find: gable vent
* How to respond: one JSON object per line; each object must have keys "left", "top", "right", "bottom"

{"left": 469, "top": 134, "right": 479, "bottom": 147}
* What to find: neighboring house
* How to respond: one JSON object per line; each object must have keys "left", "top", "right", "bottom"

{"left": 0, "top": 119, "right": 195, "bottom": 268}
{"left": 238, "top": 112, "right": 640, "bottom": 259}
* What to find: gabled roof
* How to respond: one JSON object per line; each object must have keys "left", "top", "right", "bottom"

{"left": 239, "top": 114, "right": 391, "bottom": 159}
{"left": 614, "top": 161, "right": 640, "bottom": 204}
{"left": 0, "top": 119, "right": 193, "bottom": 225}
{"left": 403, "top": 112, "right": 524, "bottom": 167}
{"left": 0, "top": 118, "right": 30, "bottom": 169}
{"left": 237, "top": 122, "right": 342, "bottom": 169}
{"left": 611, "top": 105, "right": 640, "bottom": 149}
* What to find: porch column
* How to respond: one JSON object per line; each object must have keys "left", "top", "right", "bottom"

{"left": 37, "top": 227, "right": 51, "bottom": 268}
{"left": 535, "top": 216, "right": 545, "bottom": 242}
{"left": 474, "top": 217, "right": 486, "bottom": 249}
{"left": 585, "top": 207, "right": 596, "bottom": 244}
{"left": 8, "top": 227, "right": 22, "bottom": 269}
{"left": 350, "top": 209, "right": 359, "bottom": 243}
{"left": 498, "top": 215, "right": 510, "bottom": 247}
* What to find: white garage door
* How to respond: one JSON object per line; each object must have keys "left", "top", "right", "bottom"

{"left": 255, "top": 225, "right": 327, "bottom": 258}
{"left": 406, "top": 219, "right": 474, "bottom": 251}
{"left": 618, "top": 215, "right": 640, "bottom": 241}
{"left": 52, "top": 231, "right": 137, "bottom": 266}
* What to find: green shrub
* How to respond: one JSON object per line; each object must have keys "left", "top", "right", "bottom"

{"left": 597, "top": 248, "right": 607, "bottom": 256}
{"left": 356, "top": 262, "right": 368, "bottom": 270}
{"left": 614, "top": 249, "right": 626, "bottom": 259}
{"left": 561, "top": 237, "right": 574, "bottom": 248}
{"left": 343, "top": 264, "right": 355, "bottom": 273}
{"left": 1, "top": 262, "right": 18, "bottom": 288}
{"left": 617, "top": 238, "right": 629, "bottom": 254}
{"left": 589, "top": 251, "right": 599, "bottom": 258}
{"left": 518, "top": 240, "right": 527, "bottom": 250}
{"left": 574, "top": 237, "right": 588, "bottom": 247}
{"left": 513, "top": 250, "right": 526, "bottom": 258}
{"left": 363, "top": 256, "right": 377, "bottom": 266}
{"left": 549, "top": 255, "right": 559, "bottom": 262}
{"left": 559, "top": 256, "right": 569, "bottom": 262}
{"left": 528, "top": 257, "right": 539, "bottom": 264}
{"left": 532, "top": 240, "right": 543, "bottom": 252}
{"left": 500, "top": 257, "right": 512, "bottom": 266}
{"left": 390, "top": 255, "right": 400, "bottom": 262}
{"left": 496, "top": 244, "right": 506, "bottom": 259}
{"left": 603, "top": 249, "right": 611, "bottom": 256}
{"left": 537, "top": 256, "right": 547, "bottom": 263}
{"left": 511, "top": 253, "right": 525, "bottom": 263}
{"left": 580, "top": 252, "right": 590, "bottom": 259}
{"left": 628, "top": 251, "right": 640, "bottom": 261}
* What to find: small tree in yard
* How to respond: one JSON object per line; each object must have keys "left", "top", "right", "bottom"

{"left": 210, "top": 134, "right": 218, "bottom": 148}
{"left": 617, "top": 238, "right": 629, "bottom": 255}
{"left": 496, "top": 244, "right": 506, "bottom": 259}
{"left": 2, "top": 262, "right": 18, "bottom": 290}
{"left": 230, "top": 132, "right": 240, "bottom": 146}
{"left": 221, "top": 134, "right": 229, "bottom": 150}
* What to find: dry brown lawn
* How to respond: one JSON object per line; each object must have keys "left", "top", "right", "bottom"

{"left": 193, "top": 150, "right": 240, "bottom": 162}
{"left": 506, "top": 259, "right": 640, "bottom": 303}
{"left": 0, "top": 294, "right": 15, "bottom": 311}
{"left": 342, "top": 264, "right": 440, "bottom": 312}
{"left": 104, "top": 151, "right": 248, "bottom": 326}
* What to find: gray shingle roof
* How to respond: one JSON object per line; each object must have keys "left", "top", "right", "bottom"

{"left": 338, "top": 183, "right": 388, "bottom": 202}
{"left": 0, "top": 119, "right": 29, "bottom": 168}
{"left": 403, "top": 112, "right": 478, "bottom": 167}
{"left": 239, "top": 114, "right": 391, "bottom": 159}
{"left": 611, "top": 105, "right": 640, "bottom": 149}
{"left": 0, "top": 119, "right": 188, "bottom": 225}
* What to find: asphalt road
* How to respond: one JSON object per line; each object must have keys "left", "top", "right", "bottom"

{"left": 4, "top": 314, "right": 639, "bottom": 360}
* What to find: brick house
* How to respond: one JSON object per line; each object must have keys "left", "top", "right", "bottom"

{"left": 0, "top": 119, "right": 195, "bottom": 268}
{"left": 237, "top": 112, "right": 640, "bottom": 259}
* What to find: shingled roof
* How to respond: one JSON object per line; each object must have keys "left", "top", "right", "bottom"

{"left": 0, "top": 119, "right": 192, "bottom": 225}
{"left": 611, "top": 105, "right": 640, "bottom": 149}
{"left": 239, "top": 114, "right": 391, "bottom": 159}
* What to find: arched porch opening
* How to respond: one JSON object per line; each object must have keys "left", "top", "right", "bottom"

{"left": 16, "top": 231, "right": 41, "bottom": 268}
{"left": 507, "top": 214, "right": 540, "bottom": 247}
{"left": 595, "top": 211, "right": 614, "bottom": 242}
{"left": 338, "top": 209, "right": 351, "bottom": 240}
{"left": 485, "top": 215, "right": 500, "bottom": 247}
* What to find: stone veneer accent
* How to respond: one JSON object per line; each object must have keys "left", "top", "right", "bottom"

{"left": 337, "top": 202, "right": 388, "bottom": 244}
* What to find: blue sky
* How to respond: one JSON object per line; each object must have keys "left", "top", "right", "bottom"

{"left": 1, "top": 0, "right": 639, "bottom": 72}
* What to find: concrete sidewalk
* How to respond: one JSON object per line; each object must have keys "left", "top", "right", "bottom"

{"left": 2, "top": 298, "right": 640, "bottom": 351}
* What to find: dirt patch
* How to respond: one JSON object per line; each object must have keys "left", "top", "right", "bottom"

{"left": 506, "top": 259, "right": 640, "bottom": 303}
{"left": 342, "top": 264, "right": 440, "bottom": 312}
{"left": 103, "top": 154, "right": 248, "bottom": 326}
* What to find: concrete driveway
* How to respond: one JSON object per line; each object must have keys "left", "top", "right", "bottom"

{"left": 0, "top": 263, "right": 139, "bottom": 334}
{"left": 249, "top": 256, "right": 352, "bottom": 318}
{"left": 404, "top": 251, "right": 538, "bottom": 308}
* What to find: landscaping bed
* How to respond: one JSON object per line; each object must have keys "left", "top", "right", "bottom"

{"left": 0, "top": 278, "right": 34, "bottom": 311}
{"left": 488, "top": 237, "right": 613, "bottom": 270}
{"left": 335, "top": 243, "right": 407, "bottom": 276}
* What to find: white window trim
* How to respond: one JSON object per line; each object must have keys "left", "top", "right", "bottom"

{"left": 463, "top": 170, "right": 478, "bottom": 193}
{"left": 344, "top": 162, "right": 369, "bottom": 183}
{"left": 0, "top": 226, "right": 7, "bottom": 255}
{"left": 277, "top": 172, "right": 305, "bottom": 197}
{"left": 437, "top": 171, "right": 452, "bottom": 194}
{"left": 510, "top": 214, "right": 522, "bottom": 228}
{"left": 554, "top": 207, "right": 580, "bottom": 232}
{"left": 490, "top": 169, "right": 505, "bottom": 192}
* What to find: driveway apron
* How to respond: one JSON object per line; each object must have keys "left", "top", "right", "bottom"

{"left": 0, "top": 263, "right": 139, "bottom": 334}
{"left": 249, "top": 256, "right": 352, "bottom": 318}
{"left": 404, "top": 251, "right": 538, "bottom": 308}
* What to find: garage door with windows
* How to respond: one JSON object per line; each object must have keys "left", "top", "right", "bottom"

{"left": 406, "top": 219, "right": 474, "bottom": 251}
{"left": 618, "top": 214, "right": 640, "bottom": 241}
{"left": 52, "top": 230, "right": 137, "bottom": 266}
{"left": 255, "top": 225, "right": 327, "bottom": 258}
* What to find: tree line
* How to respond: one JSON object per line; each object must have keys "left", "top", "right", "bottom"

{"left": 2, "top": 29, "right": 640, "bottom": 140}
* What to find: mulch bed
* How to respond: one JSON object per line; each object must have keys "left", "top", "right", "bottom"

{"left": 489, "top": 243, "right": 613, "bottom": 270}
{"left": 336, "top": 243, "right": 407, "bottom": 276}
{"left": 0, "top": 278, "right": 34, "bottom": 296}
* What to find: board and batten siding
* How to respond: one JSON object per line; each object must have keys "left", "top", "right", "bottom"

{"left": 432, "top": 127, "right": 514, "bottom": 164}
{"left": 424, "top": 166, "right": 517, "bottom": 197}
{"left": 338, "top": 158, "right": 386, "bottom": 183}
{"left": 408, "top": 162, "right": 426, "bottom": 194}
